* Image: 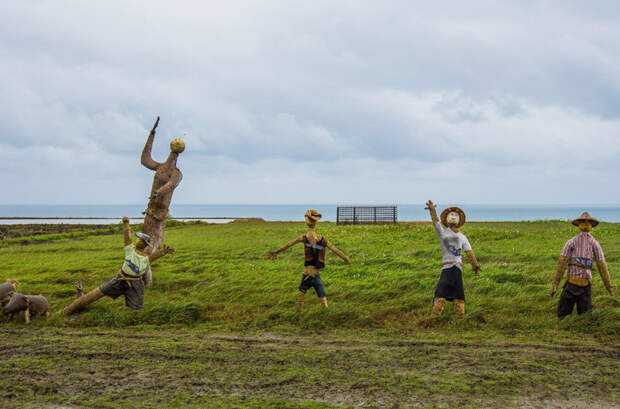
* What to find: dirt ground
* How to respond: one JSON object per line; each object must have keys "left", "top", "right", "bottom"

{"left": 0, "top": 328, "right": 617, "bottom": 408}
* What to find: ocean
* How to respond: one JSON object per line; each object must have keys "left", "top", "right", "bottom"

{"left": 1, "top": 204, "right": 620, "bottom": 224}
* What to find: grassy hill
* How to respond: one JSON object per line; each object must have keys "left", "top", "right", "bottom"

{"left": 0, "top": 221, "right": 618, "bottom": 408}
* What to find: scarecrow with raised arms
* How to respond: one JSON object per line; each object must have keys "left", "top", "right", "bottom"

{"left": 268, "top": 210, "right": 351, "bottom": 311}
{"left": 63, "top": 216, "right": 174, "bottom": 315}
{"left": 550, "top": 212, "right": 614, "bottom": 318}
{"left": 425, "top": 200, "right": 481, "bottom": 315}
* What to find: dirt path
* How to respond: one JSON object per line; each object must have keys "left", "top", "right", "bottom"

{"left": 0, "top": 328, "right": 618, "bottom": 408}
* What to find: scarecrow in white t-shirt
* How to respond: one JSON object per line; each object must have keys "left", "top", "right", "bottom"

{"left": 425, "top": 200, "right": 481, "bottom": 314}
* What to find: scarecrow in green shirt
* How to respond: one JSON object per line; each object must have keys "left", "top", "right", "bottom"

{"left": 63, "top": 217, "right": 174, "bottom": 315}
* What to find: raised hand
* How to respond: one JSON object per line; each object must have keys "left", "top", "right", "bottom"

{"left": 425, "top": 200, "right": 436, "bottom": 211}
{"left": 122, "top": 216, "right": 130, "bottom": 224}
{"left": 150, "top": 116, "right": 160, "bottom": 135}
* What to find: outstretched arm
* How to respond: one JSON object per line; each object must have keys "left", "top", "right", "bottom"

{"left": 141, "top": 116, "right": 163, "bottom": 171}
{"left": 465, "top": 250, "right": 481, "bottom": 275}
{"left": 149, "top": 244, "right": 175, "bottom": 263}
{"left": 122, "top": 216, "right": 132, "bottom": 246}
{"left": 326, "top": 241, "right": 351, "bottom": 265}
{"left": 268, "top": 236, "right": 303, "bottom": 258}
{"left": 550, "top": 256, "right": 568, "bottom": 296}
{"left": 596, "top": 261, "right": 614, "bottom": 295}
{"left": 425, "top": 200, "right": 439, "bottom": 225}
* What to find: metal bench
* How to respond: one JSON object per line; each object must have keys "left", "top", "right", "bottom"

{"left": 336, "top": 206, "right": 397, "bottom": 225}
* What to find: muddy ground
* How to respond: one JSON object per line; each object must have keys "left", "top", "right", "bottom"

{"left": 0, "top": 328, "right": 617, "bottom": 408}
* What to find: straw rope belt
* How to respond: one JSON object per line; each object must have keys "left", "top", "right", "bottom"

{"left": 118, "top": 270, "right": 143, "bottom": 288}
{"left": 567, "top": 276, "right": 590, "bottom": 287}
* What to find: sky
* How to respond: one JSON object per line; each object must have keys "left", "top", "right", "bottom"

{"left": 1, "top": 1, "right": 619, "bottom": 205}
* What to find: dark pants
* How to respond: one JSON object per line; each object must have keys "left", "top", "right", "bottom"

{"left": 298, "top": 274, "right": 326, "bottom": 298}
{"left": 557, "top": 281, "right": 592, "bottom": 318}
{"left": 434, "top": 266, "right": 465, "bottom": 301}
{"left": 99, "top": 274, "right": 145, "bottom": 310}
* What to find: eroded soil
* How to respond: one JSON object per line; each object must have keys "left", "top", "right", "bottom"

{"left": 0, "top": 328, "right": 617, "bottom": 408}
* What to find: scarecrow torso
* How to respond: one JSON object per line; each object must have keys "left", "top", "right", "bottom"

{"left": 303, "top": 234, "right": 327, "bottom": 270}
{"left": 561, "top": 232, "right": 605, "bottom": 280}
{"left": 434, "top": 222, "right": 472, "bottom": 268}
{"left": 122, "top": 244, "right": 151, "bottom": 277}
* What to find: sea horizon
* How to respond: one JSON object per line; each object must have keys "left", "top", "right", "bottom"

{"left": 1, "top": 204, "right": 620, "bottom": 223}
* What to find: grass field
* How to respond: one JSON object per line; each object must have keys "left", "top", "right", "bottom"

{"left": 0, "top": 221, "right": 618, "bottom": 408}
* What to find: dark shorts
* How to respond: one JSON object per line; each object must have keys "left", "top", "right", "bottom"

{"left": 434, "top": 265, "right": 465, "bottom": 301}
{"left": 99, "top": 274, "right": 145, "bottom": 310}
{"left": 299, "top": 274, "right": 326, "bottom": 298}
{"left": 557, "top": 281, "right": 592, "bottom": 318}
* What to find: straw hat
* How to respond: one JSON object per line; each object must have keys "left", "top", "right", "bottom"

{"left": 572, "top": 212, "right": 599, "bottom": 228}
{"left": 305, "top": 209, "right": 322, "bottom": 224}
{"left": 440, "top": 206, "right": 466, "bottom": 228}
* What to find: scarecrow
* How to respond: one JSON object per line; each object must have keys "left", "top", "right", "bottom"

{"left": 550, "top": 212, "right": 614, "bottom": 318}
{"left": 63, "top": 216, "right": 174, "bottom": 315}
{"left": 140, "top": 116, "right": 184, "bottom": 287}
{"left": 425, "top": 200, "right": 481, "bottom": 315}
{"left": 268, "top": 210, "right": 351, "bottom": 311}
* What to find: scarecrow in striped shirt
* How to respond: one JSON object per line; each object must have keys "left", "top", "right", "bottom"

{"left": 551, "top": 212, "right": 614, "bottom": 318}
{"left": 268, "top": 210, "right": 351, "bottom": 312}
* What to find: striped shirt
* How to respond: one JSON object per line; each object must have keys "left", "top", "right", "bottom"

{"left": 560, "top": 232, "right": 605, "bottom": 279}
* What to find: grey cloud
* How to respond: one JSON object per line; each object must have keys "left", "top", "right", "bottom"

{"left": 1, "top": 1, "right": 620, "bottom": 204}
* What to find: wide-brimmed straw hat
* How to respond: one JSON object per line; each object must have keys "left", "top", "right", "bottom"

{"left": 440, "top": 206, "right": 466, "bottom": 228}
{"left": 305, "top": 209, "right": 322, "bottom": 224}
{"left": 572, "top": 212, "right": 599, "bottom": 228}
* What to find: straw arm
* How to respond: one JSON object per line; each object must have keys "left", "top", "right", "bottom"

{"left": 465, "top": 250, "right": 481, "bottom": 275}
{"left": 122, "top": 217, "right": 132, "bottom": 246}
{"left": 596, "top": 260, "right": 614, "bottom": 295}
{"left": 327, "top": 242, "right": 351, "bottom": 264}
{"left": 551, "top": 256, "right": 568, "bottom": 296}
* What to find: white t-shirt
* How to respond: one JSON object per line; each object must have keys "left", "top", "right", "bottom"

{"left": 434, "top": 222, "right": 472, "bottom": 269}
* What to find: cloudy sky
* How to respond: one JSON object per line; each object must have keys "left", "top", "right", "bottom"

{"left": 1, "top": 1, "right": 619, "bottom": 205}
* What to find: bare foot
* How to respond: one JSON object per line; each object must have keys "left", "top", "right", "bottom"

{"left": 75, "top": 280, "right": 84, "bottom": 298}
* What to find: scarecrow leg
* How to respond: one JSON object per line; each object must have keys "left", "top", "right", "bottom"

{"left": 431, "top": 298, "right": 446, "bottom": 315}
{"left": 63, "top": 288, "right": 105, "bottom": 315}
{"left": 296, "top": 292, "right": 305, "bottom": 312}
{"left": 453, "top": 299, "right": 465, "bottom": 315}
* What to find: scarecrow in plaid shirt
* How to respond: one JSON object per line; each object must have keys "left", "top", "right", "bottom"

{"left": 551, "top": 212, "right": 614, "bottom": 318}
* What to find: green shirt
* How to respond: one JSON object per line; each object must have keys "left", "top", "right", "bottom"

{"left": 121, "top": 244, "right": 151, "bottom": 277}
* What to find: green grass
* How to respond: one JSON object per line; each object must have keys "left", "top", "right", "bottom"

{"left": 0, "top": 221, "right": 618, "bottom": 408}
{"left": 1, "top": 220, "right": 618, "bottom": 337}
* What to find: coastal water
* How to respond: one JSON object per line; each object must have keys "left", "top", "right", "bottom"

{"left": 1, "top": 204, "right": 620, "bottom": 223}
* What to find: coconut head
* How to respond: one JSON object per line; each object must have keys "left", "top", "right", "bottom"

{"left": 170, "top": 138, "right": 185, "bottom": 154}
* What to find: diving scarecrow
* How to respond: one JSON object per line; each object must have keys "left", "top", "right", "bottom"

{"left": 268, "top": 210, "right": 351, "bottom": 311}
{"left": 550, "top": 212, "right": 614, "bottom": 318}
{"left": 425, "top": 200, "right": 481, "bottom": 315}
{"left": 63, "top": 216, "right": 174, "bottom": 315}
{"left": 140, "top": 116, "right": 184, "bottom": 287}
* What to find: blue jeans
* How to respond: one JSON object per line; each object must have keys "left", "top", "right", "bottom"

{"left": 298, "top": 274, "right": 326, "bottom": 298}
